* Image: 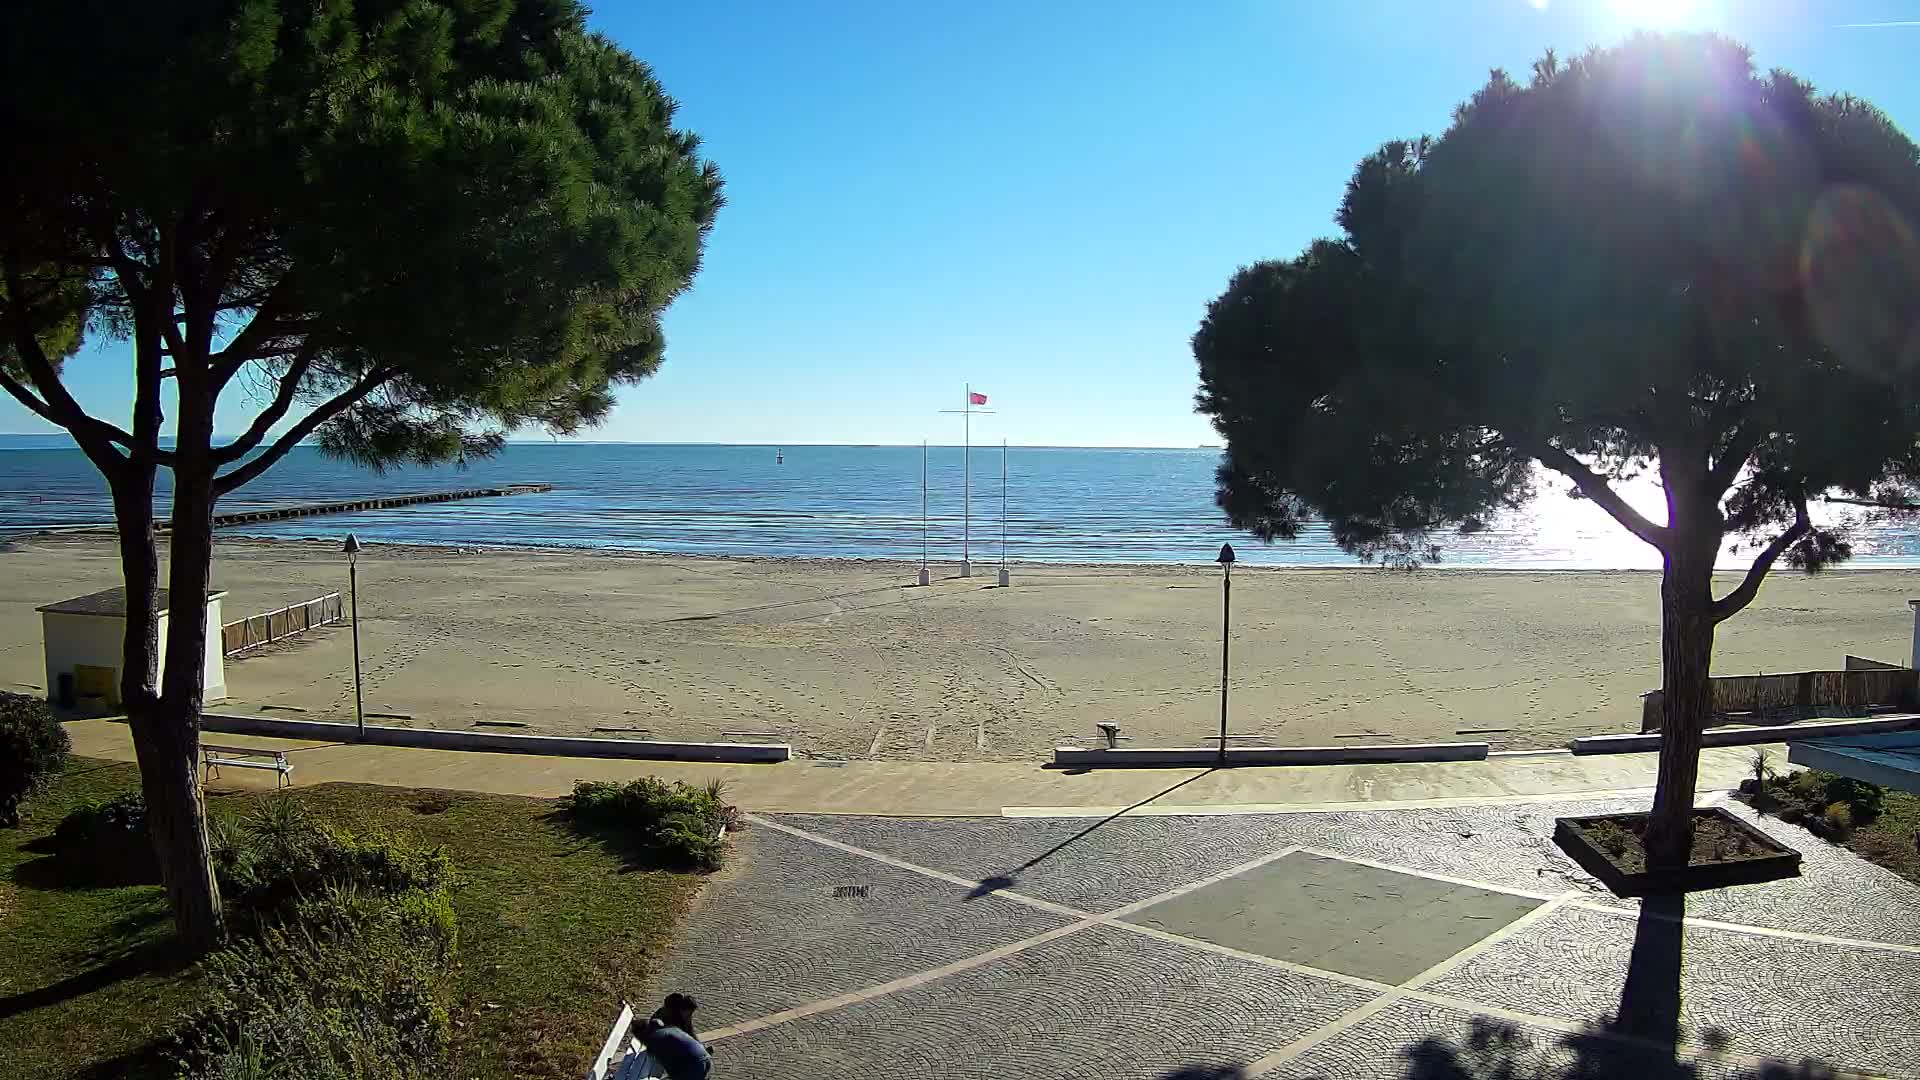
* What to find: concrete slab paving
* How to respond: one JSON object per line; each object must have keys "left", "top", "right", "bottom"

{"left": 1422, "top": 903, "right": 1920, "bottom": 1077}
{"left": 1270, "top": 998, "right": 1754, "bottom": 1080}
{"left": 1123, "top": 852, "right": 1543, "bottom": 984}
{"left": 700, "top": 923, "right": 1378, "bottom": 1080}
{"left": 651, "top": 825, "right": 1074, "bottom": 1028}
{"left": 647, "top": 805, "right": 1920, "bottom": 1079}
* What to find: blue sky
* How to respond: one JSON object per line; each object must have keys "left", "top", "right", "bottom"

{"left": 6, "top": 0, "right": 1917, "bottom": 448}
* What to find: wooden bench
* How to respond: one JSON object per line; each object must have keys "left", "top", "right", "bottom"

{"left": 201, "top": 744, "right": 293, "bottom": 788}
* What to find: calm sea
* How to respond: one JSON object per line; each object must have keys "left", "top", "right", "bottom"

{"left": 3, "top": 440, "right": 1917, "bottom": 569}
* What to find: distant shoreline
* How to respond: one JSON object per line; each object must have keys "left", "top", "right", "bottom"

{"left": 16, "top": 530, "right": 1920, "bottom": 579}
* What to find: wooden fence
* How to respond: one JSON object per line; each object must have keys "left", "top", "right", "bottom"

{"left": 221, "top": 592, "right": 345, "bottom": 657}
{"left": 1641, "top": 667, "right": 1918, "bottom": 732}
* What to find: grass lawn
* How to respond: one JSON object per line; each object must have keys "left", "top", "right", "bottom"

{"left": 0, "top": 759, "right": 704, "bottom": 1080}
{"left": 1849, "top": 788, "right": 1920, "bottom": 886}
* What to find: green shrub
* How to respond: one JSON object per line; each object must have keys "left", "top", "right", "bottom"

{"left": 1821, "top": 773, "right": 1885, "bottom": 820}
{"left": 561, "top": 777, "right": 735, "bottom": 870}
{"left": 1823, "top": 800, "right": 1855, "bottom": 834}
{"left": 1788, "top": 770, "right": 1825, "bottom": 800}
{"left": 219, "top": 797, "right": 453, "bottom": 920}
{"left": 1580, "top": 819, "right": 1637, "bottom": 857}
{"left": 0, "top": 692, "right": 70, "bottom": 826}
{"left": 52, "top": 790, "right": 159, "bottom": 884}
{"left": 166, "top": 884, "right": 457, "bottom": 1080}
{"left": 161, "top": 802, "right": 462, "bottom": 1079}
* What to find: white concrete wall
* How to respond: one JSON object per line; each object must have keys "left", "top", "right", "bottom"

{"left": 42, "top": 603, "right": 227, "bottom": 705}
{"left": 202, "top": 597, "right": 226, "bottom": 701}
{"left": 42, "top": 612, "right": 133, "bottom": 704}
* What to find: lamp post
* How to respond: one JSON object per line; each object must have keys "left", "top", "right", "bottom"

{"left": 343, "top": 533, "right": 365, "bottom": 737}
{"left": 1216, "top": 542, "right": 1235, "bottom": 765}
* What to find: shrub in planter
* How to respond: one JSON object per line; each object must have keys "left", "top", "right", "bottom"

{"left": 0, "top": 692, "right": 69, "bottom": 826}
{"left": 561, "top": 777, "right": 736, "bottom": 870}
{"left": 52, "top": 791, "right": 159, "bottom": 884}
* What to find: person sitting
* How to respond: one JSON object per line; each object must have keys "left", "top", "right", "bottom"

{"left": 640, "top": 992, "right": 711, "bottom": 1079}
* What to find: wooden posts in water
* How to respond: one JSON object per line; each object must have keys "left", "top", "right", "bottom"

{"left": 170, "top": 483, "right": 553, "bottom": 531}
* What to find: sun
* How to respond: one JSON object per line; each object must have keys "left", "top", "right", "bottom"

{"left": 1609, "top": 0, "right": 1701, "bottom": 27}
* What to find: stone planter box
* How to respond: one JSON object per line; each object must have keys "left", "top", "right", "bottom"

{"left": 1554, "top": 807, "right": 1801, "bottom": 897}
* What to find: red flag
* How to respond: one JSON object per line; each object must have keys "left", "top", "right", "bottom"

{"left": 969, "top": 391, "right": 988, "bottom": 405}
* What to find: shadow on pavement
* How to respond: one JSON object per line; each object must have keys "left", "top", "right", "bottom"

{"left": 1386, "top": 893, "right": 1844, "bottom": 1080}
{"left": 966, "top": 768, "right": 1217, "bottom": 899}
{"left": 1140, "top": 893, "right": 1849, "bottom": 1080}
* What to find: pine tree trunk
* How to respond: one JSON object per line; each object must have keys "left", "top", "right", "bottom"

{"left": 1643, "top": 539, "right": 1717, "bottom": 868}
{"left": 110, "top": 469, "right": 160, "bottom": 716}
{"left": 149, "top": 405, "right": 226, "bottom": 951}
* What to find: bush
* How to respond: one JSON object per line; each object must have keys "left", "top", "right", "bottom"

{"left": 219, "top": 796, "right": 454, "bottom": 920}
{"left": 0, "top": 692, "right": 70, "bottom": 826}
{"left": 52, "top": 790, "right": 159, "bottom": 884}
{"left": 1787, "top": 770, "right": 1824, "bottom": 800}
{"left": 170, "top": 804, "right": 460, "bottom": 1080}
{"left": 1821, "top": 773, "right": 1885, "bottom": 820}
{"left": 1753, "top": 769, "right": 1887, "bottom": 839}
{"left": 166, "top": 885, "right": 457, "bottom": 1080}
{"left": 561, "top": 777, "right": 736, "bottom": 870}
{"left": 1823, "top": 801, "right": 1855, "bottom": 834}
{"left": 1580, "top": 819, "right": 1636, "bottom": 857}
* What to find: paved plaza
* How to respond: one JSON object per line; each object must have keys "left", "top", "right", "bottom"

{"left": 651, "top": 794, "right": 1920, "bottom": 1079}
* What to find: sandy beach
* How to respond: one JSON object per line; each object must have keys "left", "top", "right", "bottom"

{"left": 3, "top": 535, "right": 1917, "bottom": 761}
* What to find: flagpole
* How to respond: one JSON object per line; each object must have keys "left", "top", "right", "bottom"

{"left": 962, "top": 383, "right": 972, "bottom": 577}
{"left": 998, "top": 438, "right": 1011, "bottom": 588}
{"left": 918, "top": 440, "right": 930, "bottom": 586}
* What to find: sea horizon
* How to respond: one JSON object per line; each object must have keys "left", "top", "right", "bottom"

{"left": 5, "top": 440, "right": 1920, "bottom": 570}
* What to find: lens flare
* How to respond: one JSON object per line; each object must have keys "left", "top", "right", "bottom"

{"left": 1801, "top": 184, "right": 1920, "bottom": 378}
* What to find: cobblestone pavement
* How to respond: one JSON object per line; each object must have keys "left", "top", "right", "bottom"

{"left": 648, "top": 795, "right": 1920, "bottom": 1079}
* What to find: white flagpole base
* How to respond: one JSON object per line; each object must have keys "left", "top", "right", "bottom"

{"left": 960, "top": 560, "right": 972, "bottom": 578}
{"left": 917, "top": 567, "right": 931, "bottom": 586}
{"left": 998, "top": 567, "right": 1011, "bottom": 587}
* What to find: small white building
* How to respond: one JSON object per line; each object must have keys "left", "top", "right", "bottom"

{"left": 37, "top": 587, "right": 227, "bottom": 708}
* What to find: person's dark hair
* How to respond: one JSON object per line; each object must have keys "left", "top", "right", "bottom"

{"left": 657, "top": 992, "right": 700, "bottom": 1034}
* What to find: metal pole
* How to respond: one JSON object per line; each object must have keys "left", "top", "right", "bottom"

{"left": 918, "top": 441, "right": 931, "bottom": 586}
{"left": 1001, "top": 439, "right": 1007, "bottom": 566}
{"left": 349, "top": 555, "right": 365, "bottom": 737}
{"left": 1219, "top": 562, "right": 1231, "bottom": 765}
{"left": 963, "top": 384, "right": 971, "bottom": 575}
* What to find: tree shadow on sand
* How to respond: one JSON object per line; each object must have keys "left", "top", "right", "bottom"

{"left": 1156, "top": 894, "right": 1845, "bottom": 1080}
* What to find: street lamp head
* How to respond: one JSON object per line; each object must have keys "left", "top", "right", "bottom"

{"left": 1216, "top": 542, "right": 1236, "bottom": 565}
{"left": 342, "top": 533, "right": 362, "bottom": 557}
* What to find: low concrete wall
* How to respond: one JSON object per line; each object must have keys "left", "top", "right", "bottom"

{"left": 1571, "top": 713, "right": 1920, "bottom": 756}
{"left": 201, "top": 713, "right": 790, "bottom": 763}
{"left": 1787, "top": 732, "right": 1920, "bottom": 795}
{"left": 1052, "top": 742, "right": 1489, "bottom": 768}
